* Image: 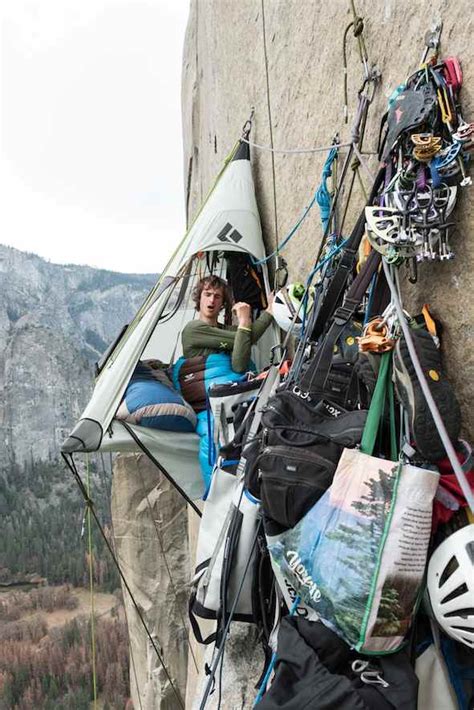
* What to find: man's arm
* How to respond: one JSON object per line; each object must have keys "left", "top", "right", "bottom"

{"left": 250, "top": 311, "right": 273, "bottom": 344}
{"left": 231, "top": 302, "right": 274, "bottom": 372}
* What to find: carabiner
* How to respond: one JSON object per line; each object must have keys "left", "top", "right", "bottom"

{"left": 437, "top": 87, "right": 453, "bottom": 125}
{"left": 360, "top": 670, "right": 390, "bottom": 688}
{"left": 241, "top": 107, "right": 255, "bottom": 139}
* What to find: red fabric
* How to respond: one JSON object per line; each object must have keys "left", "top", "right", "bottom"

{"left": 431, "top": 450, "right": 474, "bottom": 530}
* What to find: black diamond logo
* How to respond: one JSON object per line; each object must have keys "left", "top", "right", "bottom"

{"left": 229, "top": 229, "right": 243, "bottom": 243}
{"left": 217, "top": 223, "right": 232, "bottom": 242}
{"left": 216, "top": 223, "right": 244, "bottom": 244}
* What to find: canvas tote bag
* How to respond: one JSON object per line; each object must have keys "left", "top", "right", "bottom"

{"left": 266, "top": 352, "right": 440, "bottom": 653}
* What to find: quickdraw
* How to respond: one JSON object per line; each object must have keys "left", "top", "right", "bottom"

{"left": 376, "top": 32, "right": 472, "bottom": 277}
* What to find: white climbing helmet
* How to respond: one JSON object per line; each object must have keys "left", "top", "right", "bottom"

{"left": 427, "top": 524, "right": 474, "bottom": 648}
{"left": 272, "top": 283, "right": 315, "bottom": 336}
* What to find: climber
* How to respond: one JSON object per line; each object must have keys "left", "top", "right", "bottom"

{"left": 175, "top": 275, "right": 274, "bottom": 489}
{"left": 181, "top": 274, "right": 274, "bottom": 373}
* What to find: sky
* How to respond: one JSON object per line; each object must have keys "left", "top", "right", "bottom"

{"left": 1, "top": 0, "right": 190, "bottom": 274}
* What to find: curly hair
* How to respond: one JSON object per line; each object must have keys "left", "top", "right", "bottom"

{"left": 192, "top": 275, "right": 233, "bottom": 321}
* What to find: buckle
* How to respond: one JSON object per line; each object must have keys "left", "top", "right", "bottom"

{"left": 334, "top": 301, "right": 357, "bottom": 326}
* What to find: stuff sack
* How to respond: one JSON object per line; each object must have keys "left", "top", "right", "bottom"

{"left": 116, "top": 360, "right": 196, "bottom": 432}
{"left": 226, "top": 252, "right": 268, "bottom": 314}
{"left": 267, "top": 448, "right": 439, "bottom": 653}
{"left": 189, "top": 462, "right": 261, "bottom": 642}
{"left": 172, "top": 353, "right": 245, "bottom": 413}
{"left": 258, "top": 616, "right": 418, "bottom": 710}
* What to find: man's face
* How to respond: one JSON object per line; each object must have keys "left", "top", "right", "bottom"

{"left": 199, "top": 285, "right": 224, "bottom": 320}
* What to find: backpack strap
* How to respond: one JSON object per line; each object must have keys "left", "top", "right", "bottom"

{"left": 309, "top": 166, "right": 385, "bottom": 342}
{"left": 299, "top": 249, "right": 381, "bottom": 396}
{"left": 188, "top": 590, "right": 217, "bottom": 645}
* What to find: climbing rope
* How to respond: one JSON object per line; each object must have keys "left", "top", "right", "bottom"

{"left": 251, "top": 185, "right": 322, "bottom": 266}
{"left": 260, "top": 0, "right": 279, "bottom": 259}
{"left": 86, "top": 454, "right": 98, "bottom": 709}
{"left": 93, "top": 453, "right": 144, "bottom": 709}
{"left": 316, "top": 146, "right": 339, "bottom": 232}
{"left": 61, "top": 453, "right": 186, "bottom": 710}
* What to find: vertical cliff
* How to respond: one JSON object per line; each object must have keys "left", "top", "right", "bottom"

{"left": 180, "top": 0, "right": 474, "bottom": 706}
{"left": 106, "top": 3, "right": 474, "bottom": 708}
{"left": 182, "top": 0, "right": 474, "bottom": 434}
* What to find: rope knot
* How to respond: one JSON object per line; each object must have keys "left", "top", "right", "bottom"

{"left": 351, "top": 156, "right": 361, "bottom": 171}
{"left": 353, "top": 17, "right": 364, "bottom": 37}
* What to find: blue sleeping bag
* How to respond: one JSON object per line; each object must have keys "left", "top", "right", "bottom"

{"left": 172, "top": 353, "right": 246, "bottom": 489}
{"left": 116, "top": 361, "right": 196, "bottom": 432}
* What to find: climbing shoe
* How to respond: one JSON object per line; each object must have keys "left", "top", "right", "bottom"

{"left": 393, "top": 328, "right": 461, "bottom": 462}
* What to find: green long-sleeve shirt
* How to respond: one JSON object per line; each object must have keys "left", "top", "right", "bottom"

{"left": 181, "top": 311, "right": 273, "bottom": 373}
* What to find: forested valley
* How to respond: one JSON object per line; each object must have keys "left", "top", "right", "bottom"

{"left": 0, "top": 459, "right": 130, "bottom": 709}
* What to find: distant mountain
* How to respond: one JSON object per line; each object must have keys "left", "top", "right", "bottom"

{"left": 0, "top": 244, "right": 158, "bottom": 586}
{"left": 0, "top": 244, "right": 157, "bottom": 470}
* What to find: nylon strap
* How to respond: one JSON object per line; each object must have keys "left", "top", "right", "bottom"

{"left": 299, "top": 248, "right": 381, "bottom": 394}
{"left": 360, "top": 351, "right": 391, "bottom": 456}
{"left": 310, "top": 166, "right": 385, "bottom": 341}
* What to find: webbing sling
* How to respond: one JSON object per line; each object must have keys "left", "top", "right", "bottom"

{"left": 300, "top": 248, "right": 381, "bottom": 395}
{"left": 309, "top": 166, "right": 385, "bottom": 342}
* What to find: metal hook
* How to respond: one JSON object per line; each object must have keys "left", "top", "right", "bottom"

{"left": 242, "top": 106, "right": 255, "bottom": 139}
{"left": 360, "top": 670, "right": 390, "bottom": 688}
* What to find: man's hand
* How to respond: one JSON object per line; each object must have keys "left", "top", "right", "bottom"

{"left": 232, "top": 302, "right": 252, "bottom": 328}
{"left": 266, "top": 292, "right": 275, "bottom": 315}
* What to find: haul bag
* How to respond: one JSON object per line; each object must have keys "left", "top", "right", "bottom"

{"left": 208, "top": 377, "right": 261, "bottom": 450}
{"left": 189, "top": 463, "right": 260, "bottom": 642}
{"left": 266, "top": 353, "right": 440, "bottom": 652}
{"left": 267, "top": 449, "right": 439, "bottom": 653}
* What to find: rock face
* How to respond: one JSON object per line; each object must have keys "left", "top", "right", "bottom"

{"left": 111, "top": 454, "right": 191, "bottom": 710}
{"left": 0, "top": 244, "right": 156, "bottom": 471}
{"left": 181, "top": 1, "right": 474, "bottom": 706}
{"left": 182, "top": 0, "right": 474, "bottom": 437}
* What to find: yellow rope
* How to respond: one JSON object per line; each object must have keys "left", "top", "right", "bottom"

{"left": 86, "top": 453, "right": 98, "bottom": 707}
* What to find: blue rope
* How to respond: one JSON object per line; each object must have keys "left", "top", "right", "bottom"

{"left": 316, "top": 146, "right": 338, "bottom": 233}
{"left": 252, "top": 147, "right": 339, "bottom": 267}
{"left": 253, "top": 596, "right": 301, "bottom": 706}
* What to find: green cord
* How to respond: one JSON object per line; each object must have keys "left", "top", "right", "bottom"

{"left": 86, "top": 454, "right": 98, "bottom": 707}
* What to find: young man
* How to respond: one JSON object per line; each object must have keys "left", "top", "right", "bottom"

{"left": 181, "top": 275, "right": 274, "bottom": 373}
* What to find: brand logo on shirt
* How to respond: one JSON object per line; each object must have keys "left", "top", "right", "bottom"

{"left": 286, "top": 551, "right": 321, "bottom": 603}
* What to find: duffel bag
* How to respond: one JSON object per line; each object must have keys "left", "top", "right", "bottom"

{"left": 189, "top": 462, "right": 261, "bottom": 642}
